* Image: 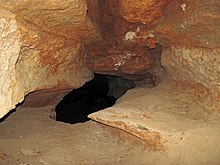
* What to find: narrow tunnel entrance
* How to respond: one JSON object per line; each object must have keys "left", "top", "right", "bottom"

{"left": 52, "top": 74, "right": 136, "bottom": 124}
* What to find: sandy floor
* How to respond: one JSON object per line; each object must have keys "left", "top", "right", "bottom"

{"left": 0, "top": 106, "right": 152, "bottom": 165}
{"left": 1, "top": 84, "right": 220, "bottom": 165}
{"left": 89, "top": 84, "right": 220, "bottom": 165}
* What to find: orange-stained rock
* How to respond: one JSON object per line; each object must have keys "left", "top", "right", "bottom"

{"left": 154, "top": 0, "right": 220, "bottom": 48}
{"left": 154, "top": 0, "right": 220, "bottom": 112}
{"left": 83, "top": 40, "right": 162, "bottom": 80}
{"left": 118, "top": 0, "right": 169, "bottom": 25}
{"left": 0, "top": 0, "right": 98, "bottom": 41}
{"left": 85, "top": 0, "right": 220, "bottom": 113}
{"left": 0, "top": 0, "right": 98, "bottom": 118}
{"left": 84, "top": 0, "right": 163, "bottom": 80}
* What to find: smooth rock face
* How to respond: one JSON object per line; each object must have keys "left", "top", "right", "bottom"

{"left": 0, "top": 0, "right": 97, "bottom": 118}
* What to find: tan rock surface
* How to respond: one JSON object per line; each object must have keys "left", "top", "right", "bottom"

{"left": 0, "top": 0, "right": 219, "bottom": 163}
{"left": 162, "top": 46, "right": 220, "bottom": 113}
{"left": 155, "top": 0, "right": 220, "bottom": 112}
{"left": 0, "top": 0, "right": 98, "bottom": 118}
{"left": 0, "top": 9, "right": 22, "bottom": 118}
{"left": 89, "top": 84, "right": 220, "bottom": 164}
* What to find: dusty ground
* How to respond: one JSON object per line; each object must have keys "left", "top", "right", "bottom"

{"left": 89, "top": 83, "right": 220, "bottom": 165}
{"left": 0, "top": 105, "right": 152, "bottom": 165}
{"left": 1, "top": 83, "right": 220, "bottom": 165}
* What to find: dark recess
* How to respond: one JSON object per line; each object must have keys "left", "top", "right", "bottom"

{"left": 53, "top": 74, "right": 135, "bottom": 124}
{"left": 0, "top": 109, "right": 16, "bottom": 123}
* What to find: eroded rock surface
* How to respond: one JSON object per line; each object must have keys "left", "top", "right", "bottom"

{"left": 162, "top": 47, "right": 220, "bottom": 113}
{"left": 0, "top": 0, "right": 97, "bottom": 118}
{"left": 0, "top": 0, "right": 219, "bottom": 129}
{"left": 156, "top": 0, "right": 220, "bottom": 112}
{"left": 0, "top": 9, "right": 22, "bottom": 118}
{"left": 85, "top": 0, "right": 220, "bottom": 113}
{"left": 86, "top": 1, "right": 220, "bottom": 158}
{"left": 84, "top": 0, "right": 164, "bottom": 80}
{"left": 0, "top": 0, "right": 220, "bottom": 163}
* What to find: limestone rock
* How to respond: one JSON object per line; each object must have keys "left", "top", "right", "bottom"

{"left": 87, "top": 2, "right": 220, "bottom": 163}
{"left": 0, "top": 0, "right": 98, "bottom": 118}
{"left": 20, "top": 148, "right": 40, "bottom": 157}
{"left": 162, "top": 46, "right": 220, "bottom": 113}
{"left": 84, "top": 0, "right": 163, "bottom": 80}
{"left": 85, "top": 0, "right": 220, "bottom": 113}
{"left": 89, "top": 84, "right": 220, "bottom": 164}
{"left": 0, "top": 9, "right": 22, "bottom": 118}
{"left": 118, "top": 0, "right": 169, "bottom": 25}
{"left": 0, "top": 0, "right": 98, "bottom": 41}
{"left": 21, "top": 89, "right": 72, "bottom": 108}
{"left": 154, "top": 0, "right": 220, "bottom": 48}
{"left": 154, "top": 0, "right": 220, "bottom": 112}
{"left": 83, "top": 41, "right": 163, "bottom": 80}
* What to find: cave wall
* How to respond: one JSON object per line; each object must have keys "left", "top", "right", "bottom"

{"left": 157, "top": 0, "right": 220, "bottom": 112}
{"left": 84, "top": 0, "right": 220, "bottom": 112}
{"left": 84, "top": 0, "right": 164, "bottom": 81}
{"left": 0, "top": 0, "right": 98, "bottom": 118}
{"left": 150, "top": 0, "right": 220, "bottom": 112}
{"left": 0, "top": 0, "right": 219, "bottom": 118}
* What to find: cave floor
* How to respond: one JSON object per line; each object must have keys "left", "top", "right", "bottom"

{"left": 89, "top": 83, "right": 220, "bottom": 164}
{"left": 0, "top": 83, "right": 220, "bottom": 165}
{"left": 0, "top": 106, "right": 150, "bottom": 165}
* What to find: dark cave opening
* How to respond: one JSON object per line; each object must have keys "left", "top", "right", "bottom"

{"left": 52, "top": 74, "right": 136, "bottom": 124}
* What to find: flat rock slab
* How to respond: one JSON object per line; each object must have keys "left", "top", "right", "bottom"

{"left": 89, "top": 83, "right": 220, "bottom": 164}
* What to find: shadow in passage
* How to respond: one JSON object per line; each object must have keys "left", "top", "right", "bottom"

{"left": 0, "top": 109, "right": 16, "bottom": 123}
{"left": 53, "top": 74, "right": 135, "bottom": 124}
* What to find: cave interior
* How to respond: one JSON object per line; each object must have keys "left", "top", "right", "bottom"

{"left": 0, "top": 0, "right": 220, "bottom": 164}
